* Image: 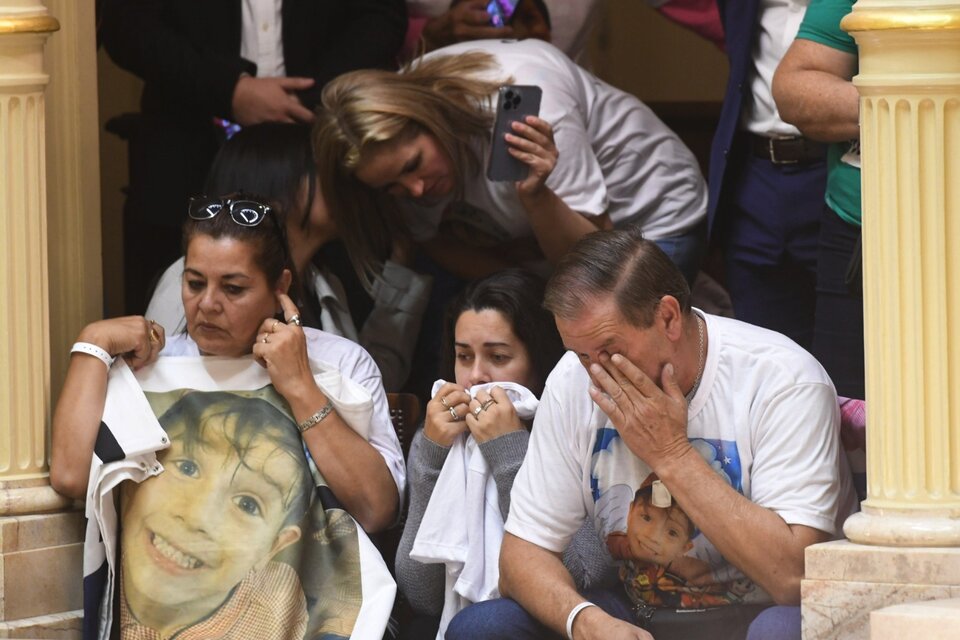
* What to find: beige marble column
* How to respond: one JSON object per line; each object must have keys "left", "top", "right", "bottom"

{"left": 802, "top": 2, "right": 960, "bottom": 638}
{"left": 842, "top": 0, "right": 960, "bottom": 546}
{"left": 0, "top": 2, "right": 86, "bottom": 637}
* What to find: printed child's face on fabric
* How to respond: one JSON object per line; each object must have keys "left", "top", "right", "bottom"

{"left": 625, "top": 494, "right": 693, "bottom": 566}
{"left": 594, "top": 430, "right": 762, "bottom": 608}
{"left": 120, "top": 388, "right": 362, "bottom": 640}
{"left": 121, "top": 398, "right": 305, "bottom": 612}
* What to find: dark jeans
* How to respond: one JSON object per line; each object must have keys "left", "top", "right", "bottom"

{"left": 445, "top": 588, "right": 793, "bottom": 640}
{"left": 811, "top": 207, "right": 865, "bottom": 399}
{"left": 721, "top": 151, "right": 825, "bottom": 350}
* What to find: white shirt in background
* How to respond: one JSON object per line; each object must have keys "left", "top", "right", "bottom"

{"left": 741, "top": 0, "right": 809, "bottom": 136}
{"left": 241, "top": 0, "right": 286, "bottom": 77}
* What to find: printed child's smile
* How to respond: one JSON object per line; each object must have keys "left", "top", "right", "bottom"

{"left": 150, "top": 530, "right": 205, "bottom": 571}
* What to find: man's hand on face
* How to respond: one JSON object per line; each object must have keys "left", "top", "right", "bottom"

{"left": 588, "top": 352, "right": 693, "bottom": 472}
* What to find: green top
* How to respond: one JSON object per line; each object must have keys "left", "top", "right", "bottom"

{"left": 796, "top": 0, "right": 862, "bottom": 227}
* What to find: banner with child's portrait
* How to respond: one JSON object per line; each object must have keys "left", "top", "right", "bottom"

{"left": 91, "top": 356, "right": 395, "bottom": 640}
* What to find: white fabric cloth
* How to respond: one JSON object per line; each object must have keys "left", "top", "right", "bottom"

{"left": 161, "top": 328, "right": 406, "bottom": 496}
{"left": 506, "top": 312, "right": 858, "bottom": 603}
{"left": 400, "top": 39, "right": 706, "bottom": 245}
{"left": 83, "top": 357, "right": 396, "bottom": 640}
{"left": 144, "top": 256, "right": 431, "bottom": 391}
{"left": 241, "top": 0, "right": 286, "bottom": 77}
{"left": 83, "top": 361, "right": 168, "bottom": 639}
{"left": 741, "top": 0, "right": 809, "bottom": 136}
{"left": 405, "top": 0, "right": 603, "bottom": 63}
{"left": 412, "top": 381, "right": 539, "bottom": 638}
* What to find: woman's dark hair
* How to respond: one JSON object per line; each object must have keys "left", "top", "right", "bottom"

{"left": 204, "top": 122, "right": 317, "bottom": 230}
{"left": 181, "top": 193, "right": 292, "bottom": 287}
{"left": 440, "top": 269, "right": 564, "bottom": 396}
{"left": 182, "top": 123, "right": 314, "bottom": 288}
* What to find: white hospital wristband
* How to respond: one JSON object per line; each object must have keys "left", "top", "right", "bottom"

{"left": 71, "top": 342, "right": 115, "bottom": 369}
{"left": 566, "top": 601, "right": 597, "bottom": 640}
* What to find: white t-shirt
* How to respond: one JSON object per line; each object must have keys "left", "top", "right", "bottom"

{"left": 162, "top": 329, "right": 407, "bottom": 498}
{"left": 506, "top": 312, "right": 857, "bottom": 606}
{"left": 400, "top": 39, "right": 706, "bottom": 245}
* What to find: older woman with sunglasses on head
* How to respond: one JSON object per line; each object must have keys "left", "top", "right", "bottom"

{"left": 146, "top": 123, "right": 431, "bottom": 392}
{"left": 51, "top": 195, "right": 404, "bottom": 533}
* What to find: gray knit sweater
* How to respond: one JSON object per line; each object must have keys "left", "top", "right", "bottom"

{"left": 395, "top": 428, "right": 618, "bottom": 616}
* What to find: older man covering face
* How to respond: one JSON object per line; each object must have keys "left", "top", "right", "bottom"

{"left": 445, "top": 227, "right": 857, "bottom": 640}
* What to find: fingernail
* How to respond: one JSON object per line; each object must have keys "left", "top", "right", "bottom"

{"left": 665, "top": 363, "right": 675, "bottom": 376}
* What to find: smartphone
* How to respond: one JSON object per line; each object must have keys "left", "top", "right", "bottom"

{"left": 486, "top": 0, "right": 520, "bottom": 27}
{"left": 486, "top": 85, "right": 543, "bottom": 182}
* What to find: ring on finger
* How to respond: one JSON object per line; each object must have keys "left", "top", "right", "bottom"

{"left": 271, "top": 320, "right": 280, "bottom": 332}
{"left": 287, "top": 314, "right": 302, "bottom": 327}
{"left": 480, "top": 398, "right": 496, "bottom": 410}
{"left": 148, "top": 321, "right": 161, "bottom": 345}
{"left": 439, "top": 395, "right": 450, "bottom": 409}
{"left": 473, "top": 405, "right": 483, "bottom": 418}
{"left": 262, "top": 334, "right": 269, "bottom": 344}
{"left": 448, "top": 406, "right": 460, "bottom": 421}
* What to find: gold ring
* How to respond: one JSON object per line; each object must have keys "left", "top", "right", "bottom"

{"left": 148, "top": 320, "right": 161, "bottom": 344}
{"left": 448, "top": 406, "right": 459, "bottom": 421}
{"left": 262, "top": 335, "right": 269, "bottom": 344}
{"left": 271, "top": 320, "right": 280, "bottom": 332}
{"left": 480, "top": 398, "right": 496, "bottom": 410}
{"left": 439, "top": 395, "right": 450, "bottom": 409}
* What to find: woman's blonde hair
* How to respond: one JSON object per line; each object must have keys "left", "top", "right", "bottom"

{"left": 313, "top": 51, "right": 505, "bottom": 290}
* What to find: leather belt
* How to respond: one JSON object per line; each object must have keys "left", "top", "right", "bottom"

{"left": 749, "top": 133, "right": 826, "bottom": 165}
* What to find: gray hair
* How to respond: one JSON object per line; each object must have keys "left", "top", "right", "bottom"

{"left": 543, "top": 228, "right": 691, "bottom": 327}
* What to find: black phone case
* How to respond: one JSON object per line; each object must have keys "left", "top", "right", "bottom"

{"left": 486, "top": 85, "right": 543, "bottom": 182}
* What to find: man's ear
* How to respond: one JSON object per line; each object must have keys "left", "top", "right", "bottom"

{"left": 657, "top": 295, "right": 684, "bottom": 341}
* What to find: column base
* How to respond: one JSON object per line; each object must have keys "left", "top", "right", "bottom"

{"left": 802, "top": 540, "right": 960, "bottom": 639}
{"left": 0, "top": 610, "right": 82, "bottom": 639}
{"left": 869, "top": 599, "right": 960, "bottom": 640}
{"left": 0, "top": 511, "right": 84, "bottom": 631}
{"left": 844, "top": 507, "right": 960, "bottom": 547}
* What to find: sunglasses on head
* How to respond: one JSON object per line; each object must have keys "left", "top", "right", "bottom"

{"left": 187, "top": 194, "right": 274, "bottom": 226}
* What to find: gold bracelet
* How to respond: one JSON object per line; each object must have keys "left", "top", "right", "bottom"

{"left": 298, "top": 400, "right": 334, "bottom": 433}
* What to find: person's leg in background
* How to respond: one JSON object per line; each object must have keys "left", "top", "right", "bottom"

{"left": 721, "top": 152, "right": 825, "bottom": 350}
{"left": 653, "top": 220, "right": 708, "bottom": 288}
{"left": 445, "top": 587, "right": 635, "bottom": 640}
{"left": 745, "top": 605, "right": 801, "bottom": 640}
{"left": 811, "top": 207, "right": 865, "bottom": 399}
